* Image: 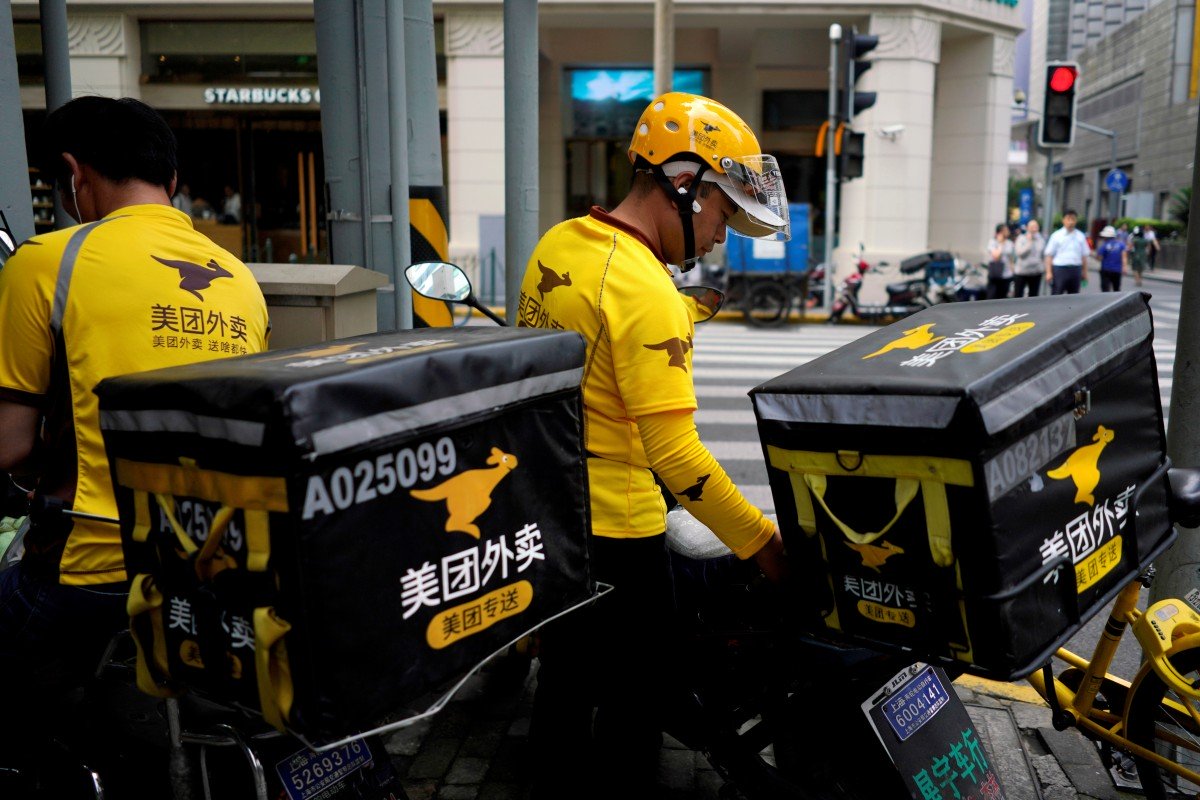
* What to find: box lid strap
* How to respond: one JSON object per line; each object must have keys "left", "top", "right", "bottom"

{"left": 254, "top": 607, "right": 295, "bottom": 730}
{"left": 126, "top": 573, "right": 178, "bottom": 698}
{"left": 768, "top": 446, "right": 973, "bottom": 567}
{"left": 804, "top": 473, "right": 920, "bottom": 548}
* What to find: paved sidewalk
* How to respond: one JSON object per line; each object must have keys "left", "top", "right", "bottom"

{"left": 1142, "top": 267, "right": 1184, "bottom": 283}
{"left": 383, "top": 653, "right": 1165, "bottom": 799}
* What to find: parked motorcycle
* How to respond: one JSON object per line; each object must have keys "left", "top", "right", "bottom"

{"left": 827, "top": 248, "right": 964, "bottom": 324}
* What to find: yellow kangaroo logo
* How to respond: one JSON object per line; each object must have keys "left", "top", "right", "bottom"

{"left": 1046, "top": 425, "right": 1114, "bottom": 506}
{"left": 863, "top": 323, "right": 944, "bottom": 359}
{"left": 410, "top": 447, "right": 519, "bottom": 538}
{"left": 845, "top": 541, "right": 905, "bottom": 572}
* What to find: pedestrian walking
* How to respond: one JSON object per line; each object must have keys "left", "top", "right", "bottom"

{"left": 1096, "top": 225, "right": 1128, "bottom": 292}
{"left": 1145, "top": 224, "right": 1161, "bottom": 271}
{"left": 1013, "top": 220, "right": 1046, "bottom": 297}
{"left": 985, "top": 223, "right": 1015, "bottom": 299}
{"left": 1131, "top": 228, "right": 1148, "bottom": 287}
{"left": 1044, "top": 209, "right": 1091, "bottom": 294}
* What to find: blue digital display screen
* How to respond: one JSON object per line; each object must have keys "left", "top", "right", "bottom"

{"left": 569, "top": 69, "right": 705, "bottom": 102}
{"left": 567, "top": 68, "right": 707, "bottom": 138}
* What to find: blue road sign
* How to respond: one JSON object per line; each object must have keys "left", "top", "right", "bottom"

{"left": 1105, "top": 169, "right": 1130, "bottom": 194}
{"left": 1018, "top": 188, "right": 1034, "bottom": 224}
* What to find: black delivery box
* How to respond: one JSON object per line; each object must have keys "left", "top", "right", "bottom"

{"left": 95, "top": 327, "right": 593, "bottom": 742}
{"left": 752, "top": 293, "right": 1172, "bottom": 680}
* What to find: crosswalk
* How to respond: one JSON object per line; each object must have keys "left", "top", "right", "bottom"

{"left": 693, "top": 296, "right": 1182, "bottom": 515}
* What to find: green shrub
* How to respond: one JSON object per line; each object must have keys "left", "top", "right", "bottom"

{"left": 1113, "top": 217, "right": 1186, "bottom": 239}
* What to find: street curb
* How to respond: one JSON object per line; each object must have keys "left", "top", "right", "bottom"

{"left": 956, "top": 674, "right": 1045, "bottom": 705}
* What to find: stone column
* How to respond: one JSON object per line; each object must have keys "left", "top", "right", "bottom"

{"left": 837, "top": 13, "right": 940, "bottom": 289}
{"left": 927, "top": 33, "right": 1014, "bottom": 258}
{"left": 444, "top": 11, "right": 505, "bottom": 262}
{"left": 68, "top": 14, "right": 138, "bottom": 99}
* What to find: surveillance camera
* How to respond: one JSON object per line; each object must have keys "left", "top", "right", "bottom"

{"left": 880, "top": 124, "right": 906, "bottom": 135}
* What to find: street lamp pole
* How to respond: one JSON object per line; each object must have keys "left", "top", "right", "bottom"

{"left": 823, "top": 24, "right": 841, "bottom": 311}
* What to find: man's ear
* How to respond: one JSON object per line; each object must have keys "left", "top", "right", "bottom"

{"left": 60, "top": 152, "right": 83, "bottom": 190}
{"left": 168, "top": 171, "right": 178, "bottom": 198}
{"left": 669, "top": 171, "right": 696, "bottom": 193}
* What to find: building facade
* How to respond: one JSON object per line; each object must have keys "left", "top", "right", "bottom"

{"left": 12, "top": 0, "right": 1020, "bottom": 275}
{"left": 1020, "top": 0, "right": 1195, "bottom": 226}
{"left": 1055, "top": 0, "right": 1198, "bottom": 223}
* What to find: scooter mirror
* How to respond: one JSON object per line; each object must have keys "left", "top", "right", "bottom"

{"left": 679, "top": 285, "right": 726, "bottom": 323}
{"left": 405, "top": 261, "right": 472, "bottom": 302}
{"left": 0, "top": 211, "right": 15, "bottom": 269}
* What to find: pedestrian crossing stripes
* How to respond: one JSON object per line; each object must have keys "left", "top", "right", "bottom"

{"left": 693, "top": 299, "right": 1181, "bottom": 515}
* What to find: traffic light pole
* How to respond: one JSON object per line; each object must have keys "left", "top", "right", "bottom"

{"left": 1076, "top": 121, "right": 1119, "bottom": 220}
{"left": 1043, "top": 140, "right": 1055, "bottom": 235}
{"left": 1149, "top": 89, "right": 1200, "bottom": 614}
{"left": 823, "top": 24, "right": 841, "bottom": 310}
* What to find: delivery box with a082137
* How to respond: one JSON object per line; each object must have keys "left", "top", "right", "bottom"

{"left": 95, "top": 327, "right": 594, "bottom": 743}
{"left": 751, "top": 292, "right": 1171, "bottom": 680}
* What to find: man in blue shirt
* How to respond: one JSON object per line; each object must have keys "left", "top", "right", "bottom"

{"left": 1096, "top": 225, "right": 1128, "bottom": 292}
{"left": 1043, "top": 209, "right": 1091, "bottom": 294}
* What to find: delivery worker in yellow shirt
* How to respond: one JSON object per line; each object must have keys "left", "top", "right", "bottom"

{"left": 518, "top": 92, "right": 789, "bottom": 798}
{"left": 0, "top": 97, "right": 269, "bottom": 788}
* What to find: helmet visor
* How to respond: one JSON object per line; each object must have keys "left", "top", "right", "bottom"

{"left": 705, "top": 154, "right": 790, "bottom": 241}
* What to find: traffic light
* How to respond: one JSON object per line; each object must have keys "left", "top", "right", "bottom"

{"left": 840, "top": 27, "right": 879, "bottom": 122}
{"left": 1038, "top": 61, "right": 1079, "bottom": 148}
{"left": 840, "top": 130, "right": 866, "bottom": 180}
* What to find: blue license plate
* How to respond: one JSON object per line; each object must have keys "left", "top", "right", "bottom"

{"left": 879, "top": 665, "right": 951, "bottom": 742}
{"left": 276, "top": 738, "right": 373, "bottom": 800}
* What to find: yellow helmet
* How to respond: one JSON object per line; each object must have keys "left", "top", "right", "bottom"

{"left": 629, "top": 92, "right": 790, "bottom": 241}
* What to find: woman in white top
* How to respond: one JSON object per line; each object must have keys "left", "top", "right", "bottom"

{"left": 986, "top": 223, "right": 1016, "bottom": 300}
{"left": 1013, "top": 220, "right": 1046, "bottom": 297}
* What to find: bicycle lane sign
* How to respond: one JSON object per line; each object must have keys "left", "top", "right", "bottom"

{"left": 862, "top": 663, "right": 1008, "bottom": 799}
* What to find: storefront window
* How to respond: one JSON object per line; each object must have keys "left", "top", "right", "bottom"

{"left": 141, "top": 21, "right": 318, "bottom": 84}
{"left": 762, "top": 90, "right": 828, "bottom": 130}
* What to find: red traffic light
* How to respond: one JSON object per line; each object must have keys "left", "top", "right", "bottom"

{"left": 1049, "top": 66, "right": 1077, "bottom": 93}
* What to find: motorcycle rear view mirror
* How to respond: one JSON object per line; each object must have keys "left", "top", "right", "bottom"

{"left": 679, "top": 285, "right": 726, "bottom": 323}
{"left": 404, "top": 261, "right": 507, "bottom": 325}
{"left": 0, "top": 210, "right": 16, "bottom": 269}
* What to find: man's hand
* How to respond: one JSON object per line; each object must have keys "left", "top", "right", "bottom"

{"left": 753, "top": 527, "right": 788, "bottom": 583}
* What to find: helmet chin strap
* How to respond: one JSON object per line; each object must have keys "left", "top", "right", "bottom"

{"left": 647, "top": 160, "right": 710, "bottom": 272}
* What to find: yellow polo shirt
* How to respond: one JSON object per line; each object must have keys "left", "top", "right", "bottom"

{"left": 0, "top": 204, "right": 270, "bottom": 585}
{"left": 517, "top": 208, "right": 772, "bottom": 558}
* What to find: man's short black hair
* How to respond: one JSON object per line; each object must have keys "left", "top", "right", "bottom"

{"left": 1063, "top": 209, "right": 1078, "bottom": 218}
{"left": 42, "top": 96, "right": 177, "bottom": 192}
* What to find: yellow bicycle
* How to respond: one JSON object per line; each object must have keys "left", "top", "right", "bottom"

{"left": 1028, "top": 468, "right": 1200, "bottom": 800}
